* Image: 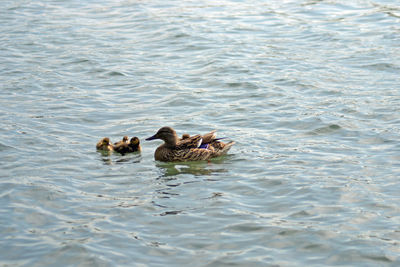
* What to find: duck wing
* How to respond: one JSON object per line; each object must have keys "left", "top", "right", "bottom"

{"left": 170, "top": 147, "right": 213, "bottom": 162}
{"left": 175, "top": 134, "right": 202, "bottom": 149}
{"left": 201, "top": 130, "right": 217, "bottom": 144}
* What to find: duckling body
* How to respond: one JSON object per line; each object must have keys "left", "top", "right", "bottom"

{"left": 181, "top": 133, "right": 190, "bottom": 140}
{"left": 96, "top": 137, "right": 114, "bottom": 151}
{"left": 146, "top": 127, "right": 234, "bottom": 162}
{"left": 113, "top": 137, "right": 141, "bottom": 155}
{"left": 114, "top": 136, "right": 128, "bottom": 146}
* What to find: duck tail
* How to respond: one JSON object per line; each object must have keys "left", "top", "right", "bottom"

{"left": 222, "top": 141, "right": 235, "bottom": 153}
{"left": 213, "top": 141, "right": 235, "bottom": 156}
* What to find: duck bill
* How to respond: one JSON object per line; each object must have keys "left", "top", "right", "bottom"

{"left": 145, "top": 134, "right": 158, "bottom": 141}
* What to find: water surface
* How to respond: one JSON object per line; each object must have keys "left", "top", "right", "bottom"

{"left": 1, "top": 0, "right": 400, "bottom": 266}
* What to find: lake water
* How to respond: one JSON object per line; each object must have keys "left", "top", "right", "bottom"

{"left": 1, "top": 0, "right": 400, "bottom": 266}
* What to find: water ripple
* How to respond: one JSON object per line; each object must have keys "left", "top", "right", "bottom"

{"left": 1, "top": 0, "right": 400, "bottom": 266}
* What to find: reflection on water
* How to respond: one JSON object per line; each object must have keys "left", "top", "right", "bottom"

{"left": 155, "top": 156, "right": 230, "bottom": 177}
{"left": 150, "top": 159, "right": 231, "bottom": 219}
{"left": 98, "top": 152, "right": 142, "bottom": 165}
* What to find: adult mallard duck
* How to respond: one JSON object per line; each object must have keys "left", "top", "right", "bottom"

{"left": 113, "top": 137, "right": 141, "bottom": 155}
{"left": 96, "top": 137, "right": 114, "bottom": 151}
{"left": 114, "top": 136, "right": 128, "bottom": 146}
{"left": 145, "top": 126, "right": 235, "bottom": 162}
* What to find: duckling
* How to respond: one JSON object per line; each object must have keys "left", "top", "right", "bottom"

{"left": 96, "top": 137, "right": 114, "bottom": 151}
{"left": 114, "top": 136, "right": 128, "bottom": 146}
{"left": 181, "top": 133, "right": 190, "bottom": 140}
{"left": 113, "top": 137, "right": 141, "bottom": 155}
{"left": 145, "top": 126, "right": 234, "bottom": 162}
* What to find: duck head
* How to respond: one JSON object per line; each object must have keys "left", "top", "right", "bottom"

{"left": 146, "top": 126, "right": 179, "bottom": 147}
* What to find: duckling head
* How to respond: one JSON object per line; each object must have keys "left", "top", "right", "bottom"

{"left": 146, "top": 126, "right": 179, "bottom": 147}
{"left": 181, "top": 133, "right": 190, "bottom": 140}
{"left": 123, "top": 136, "right": 128, "bottom": 142}
{"left": 103, "top": 137, "right": 111, "bottom": 145}
{"left": 130, "top": 137, "right": 140, "bottom": 145}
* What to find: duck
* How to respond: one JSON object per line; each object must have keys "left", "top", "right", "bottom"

{"left": 114, "top": 136, "right": 128, "bottom": 146}
{"left": 145, "top": 126, "right": 235, "bottom": 162}
{"left": 96, "top": 137, "right": 114, "bottom": 151}
{"left": 113, "top": 137, "right": 141, "bottom": 155}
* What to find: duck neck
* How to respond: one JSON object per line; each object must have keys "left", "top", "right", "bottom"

{"left": 164, "top": 135, "right": 179, "bottom": 148}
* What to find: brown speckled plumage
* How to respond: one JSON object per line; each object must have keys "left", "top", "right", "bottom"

{"left": 96, "top": 137, "right": 114, "bottom": 151}
{"left": 146, "top": 126, "right": 234, "bottom": 162}
{"left": 114, "top": 137, "right": 141, "bottom": 155}
{"left": 114, "top": 136, "right": 128, "bottom": 146}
